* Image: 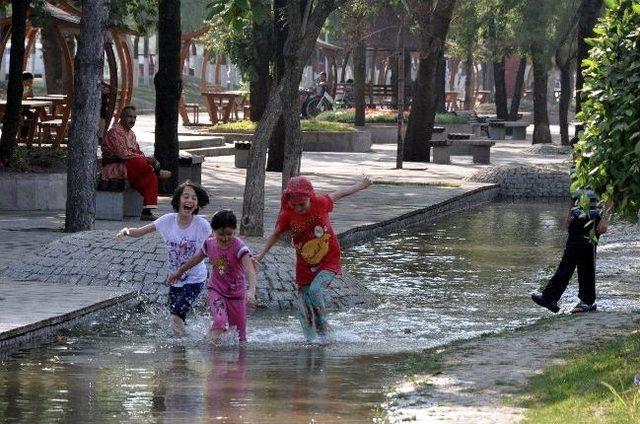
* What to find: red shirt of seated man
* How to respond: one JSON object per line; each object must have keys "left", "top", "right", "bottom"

{"left": 100, "top": 106, "right": 168, "bottom": 221}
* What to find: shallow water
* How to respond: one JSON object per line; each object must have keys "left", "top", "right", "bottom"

{"left": 1, "top": 201, "right": 578, "bottom": 423}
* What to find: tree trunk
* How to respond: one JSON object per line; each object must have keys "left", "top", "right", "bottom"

{"left": 463, "top": 43, "right": 474, "bottom": 110}
{"left": 154, "top": 0, "right": 182, "bottom": 193}
{"left": 531, "top": 49, "right": 552, "bottom": 144}
{"left": 575, "top": 0, "right": 603, "bottom": 114}
{"left": 0, "top": 0, "right": 27, "bottom": 165}
{"left": 241, "top": 0, "right": 337, "bottom": 236}
{"left": 353, "top": 38, "right": 366, "bottom": 127}
{"left": 41, "top": 20, "right": 64, "bottom": 94}
{"left": 557, "top": 59, "right": 574, "bottom": 146}
{"left": 266, "top": 0, "right": 286, "bottom": 172}
{"left": 404, "top": 0, "right": 457, "bottom": 162}
{"left": 65, "top": 0, "right": 110, "bottom": 232}
{"left": 508, "top": 57, "right": 527, "bottom": 120}
{"left": 340, "top": 49, "right": 351, "bottom": 83}
{"left": 282, "top": 81, "right": 303, "bottom": 185}
{"left": 493, "top": 56, "right": 508, "bottom": 120}
{"left": 390, "top": 55, "right": 398, "bottom": 109}
{"left": 434, "top": 50, "right": 446, "bottom": 114}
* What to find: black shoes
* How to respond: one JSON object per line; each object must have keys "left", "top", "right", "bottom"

{"left": 531, "top": 293, "right": 560, "bottom": 313}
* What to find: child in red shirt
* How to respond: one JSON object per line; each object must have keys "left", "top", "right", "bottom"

{"left": 256, "top": 176, "right": 371, "bottom": 342}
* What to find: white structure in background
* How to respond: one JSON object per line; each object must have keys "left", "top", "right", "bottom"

{"left": 2, "top": 42, "right": 45, "bottom": 79}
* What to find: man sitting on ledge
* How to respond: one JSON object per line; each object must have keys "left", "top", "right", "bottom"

{"left": 100, "top": 105, "right": 171, "bottom": 221}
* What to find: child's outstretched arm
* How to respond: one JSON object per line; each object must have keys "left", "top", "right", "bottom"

{"left": 166, "top": 251, "right": 206, "bottom": 286}
{"left": 241, "top": 254, "right": 258, "bottom": 306}
{"left": 116, "top": 223, "right": 156, "bottom": 240}
{"left": 329, "top": 176, "right": 372, "bottom": 202}
{"left": 255, "top": 228, "right": 283, "bottom": 262}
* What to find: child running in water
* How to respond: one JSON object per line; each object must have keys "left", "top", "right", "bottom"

{"left": 168, "top": 210, "right": 257, "bottom": 343}
{"left": 255, "top": 176, "right": 371, "bottom": 342}
{"left": 116, "top": 180, "right": 211, "bottom": 335}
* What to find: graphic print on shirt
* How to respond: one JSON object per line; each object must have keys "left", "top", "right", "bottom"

{"left": 167, "top": 238, "right": 199, "bottom": 282}
{"left": 297, "top": 224, "right": 331, "bottom": 267}
{"left": 214, "top": 255, "right": 230, "bottom": 275}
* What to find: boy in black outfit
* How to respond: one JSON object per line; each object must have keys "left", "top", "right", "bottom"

{"left": 532, "top": 190, "right": 609, "bottom": 314}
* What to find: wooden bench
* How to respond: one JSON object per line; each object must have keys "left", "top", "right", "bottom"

{"left": 95, "top": 179, "right": 143, "bottom": 221}
{"left": 503, "top": 121, "right": 529, "bottom": 140}
{"left": 430, "top": 137, "right": 495, "bottom": 164}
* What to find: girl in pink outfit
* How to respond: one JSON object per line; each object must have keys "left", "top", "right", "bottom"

{"left": 168, "top": 210, "right": 257, "bottom": 343}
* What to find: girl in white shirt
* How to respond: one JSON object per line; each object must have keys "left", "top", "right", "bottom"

{"left": 117, "top": 180, "right": 211, "bottom": 335}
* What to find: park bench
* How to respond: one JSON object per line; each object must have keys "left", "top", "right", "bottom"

{"left": 95, "top": 179, "right": 143, "bottom": 221}
{"left": 487, "top": 120, "right": 506, "bottom": 140}
{"left": 503, "top": 121, "right": 529, "bottom": 140}
{"left": 430, "top": 133, "right": 495, "bottom": 164}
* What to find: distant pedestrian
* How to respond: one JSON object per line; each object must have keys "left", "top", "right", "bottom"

{"left": 116, "top": 180, "right": 211, "bottom": 335}
{"left": 532, "top": 189, "right": 609, "bottom": 314}
{"left": 168, "top": 210, "right": 257, "bottom": 344}
{"left": 255, "top": 176, "right": 372, "bottom": 343}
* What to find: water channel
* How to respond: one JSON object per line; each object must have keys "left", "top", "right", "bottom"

{"left": 1, "top": 200, "right": 580, "bottom": 423}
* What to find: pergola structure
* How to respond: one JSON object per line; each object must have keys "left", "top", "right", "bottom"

{"left": 0, "top": 0, "right": 137, "bottom": 140}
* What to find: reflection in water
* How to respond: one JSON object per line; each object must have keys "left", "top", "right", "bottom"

{"left": 1, "top": 201, "right": 580, "bottom": 422}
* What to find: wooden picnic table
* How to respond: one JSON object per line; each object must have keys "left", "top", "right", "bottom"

{"left": 29, "top": 95, "right": 69, "bottom": 119}
{"left": 201, "top": 91, "right": 246, "bottom": 125}
{"left": 0, "top": 99, "right": 53, "bottom": 146}
{"left": 445, "top": 91, "right": 459, "bottom": 112}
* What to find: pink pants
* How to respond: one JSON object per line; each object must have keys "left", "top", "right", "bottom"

{"left": 209, "top": 290, "right": 247, "bottom": 342}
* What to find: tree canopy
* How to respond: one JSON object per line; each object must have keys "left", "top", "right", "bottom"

{"left": 573, "top": 0, "right": 640, "bottom": 220}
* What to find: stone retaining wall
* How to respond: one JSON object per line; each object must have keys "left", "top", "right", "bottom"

{"left": 0, "top": 172, "right": 66, "bottom": 211}
{"left": 467, "top": 163, "right": 571, "bottom": 198}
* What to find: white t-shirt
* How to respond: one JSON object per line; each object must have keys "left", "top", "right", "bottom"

{"left": 154, "top": 213, "right": 211, "bottom": 287}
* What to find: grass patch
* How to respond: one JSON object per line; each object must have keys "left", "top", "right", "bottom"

{"left": 208, "top": 119, "right": 355, "bottom": 133}
{"left": 316, "top": 108, "right": 468, "bottom": 124}
{"left": 519, "top": 331, "right": 640, "bottom": 423}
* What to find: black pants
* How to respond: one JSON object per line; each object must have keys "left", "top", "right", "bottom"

{"left": 542, "top": 217, "right": 597, "bottom": 305}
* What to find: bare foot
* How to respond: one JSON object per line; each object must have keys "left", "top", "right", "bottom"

{"left": 210, "top": 328, "right": 224, "bottom": 344}
{"left": 170, "top": 314, "right": 186, "bottom": 335}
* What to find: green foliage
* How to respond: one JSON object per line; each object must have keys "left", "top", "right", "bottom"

{"left": 208, "top": 119, "right": 355, "bottom": 133}
{"left": 573, "top": 0, "right": 640, "bottom": 221}
{"left": 203, "top": 0, "right": 272, "bottom": 81}
{"left": 316, "top": 108, "right": 468, "bottom": 124}
{"left": 110, "top": 0, "right": 157, "bottom": 34}
{"left": 519, "top": 332, "right": 640, "bottom": 423}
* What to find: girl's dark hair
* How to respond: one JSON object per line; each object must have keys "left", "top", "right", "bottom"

{"left": 171, "top": 180, "right": 210, "bottom": 214}
{"left": 210, "top": 209, "right": 237, "bottom": 230}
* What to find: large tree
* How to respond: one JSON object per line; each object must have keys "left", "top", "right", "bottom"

{"left": 403, "top": 0, "right": 457, "bottom": 163}
{"left": 573, "top": 0, "right": 640, "bottom": 220}
{"left": 240, "top": 0, "right": 338, "bottom": 236}
{"left": 154, "top": 0, "right": 182, "bottom": 192}
{"left": 65, "top": 0, "right": 111, "bottom": 232}
{"left": 0, "top": 0, "right": 28, "bottom": 166}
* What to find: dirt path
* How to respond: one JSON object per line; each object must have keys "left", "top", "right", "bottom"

{"left": 385, "top": 223, "right": 640, "bottom": 423}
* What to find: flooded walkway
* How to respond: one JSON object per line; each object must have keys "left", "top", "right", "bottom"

{"left": 0, "top": 279, "right": 135, "bottom": 353}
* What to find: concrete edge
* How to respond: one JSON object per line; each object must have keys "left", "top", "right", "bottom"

{"left": 338, "top": 184, "right": 500, "bottom": 249}
{"left": 0, "top": 291, "right": 138, "bottom": 354}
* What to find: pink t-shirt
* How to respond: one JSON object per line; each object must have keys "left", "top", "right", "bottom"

{"left": 202, "top": 237, "right": 251, "bottom": 299}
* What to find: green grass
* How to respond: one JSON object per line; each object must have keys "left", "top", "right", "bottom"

{"left": 316, "top": 108, "right": 469, "bottom": 124}
{"left": 519, "top": 332, "right": 640, "bottom": 423}
{"left": 207, "top": 119, "right": 355, "bottom": 133}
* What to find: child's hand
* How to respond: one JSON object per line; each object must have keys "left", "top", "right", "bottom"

{"left": 116, "top": 228, "right": 130, "bottom": 241}
{"left": 166, "top": 272, "right": 181, "bottom": 286}
{"left": 360, "top": 175, "right": 372, "bottom": 189}
{"left": 246, "top": 289, "right": 257, "bottom": 307}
